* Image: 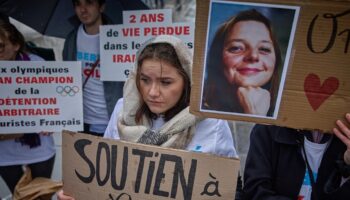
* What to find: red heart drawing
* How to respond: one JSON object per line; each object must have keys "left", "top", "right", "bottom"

{"left": 304, "top": 73, "right": 339, "bottom": 111}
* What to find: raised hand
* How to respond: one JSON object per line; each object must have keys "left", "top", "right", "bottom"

{"left": 57, "top": 190, "right": 75, "bottom": 200}
{"left": 333, "top": 113, "right": 350, "bottom": 165}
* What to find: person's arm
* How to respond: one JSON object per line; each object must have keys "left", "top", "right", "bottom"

{"left": 214, "top": 119, "right": 238, "bottom": 158}
{"left": 103, "top": 98, "right": 123, "bottom": 139}
{"left": 333, "top": 113, "right": 350, "bottom": 165}
{"left": 62, "top": 30, "right": 76, "bottom": 61}
{"left": 325, "top": 112, "right": 350, "bottom": 197}
{"left": 38, "top": 131, "right": 53, "bottom": 136}
{"left": 243, "top": 125, "right": 292, "bottom": 200}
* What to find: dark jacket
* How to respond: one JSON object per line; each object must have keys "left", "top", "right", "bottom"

{"left": 62, "top": 15, "right": 124, "bottom": 117}
{"left": 243, "top": 125, "right": 350, "bottom": 200}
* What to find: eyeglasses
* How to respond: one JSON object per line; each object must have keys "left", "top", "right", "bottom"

{"left": 0, "top": 42, "right": 5, "bottom": 53}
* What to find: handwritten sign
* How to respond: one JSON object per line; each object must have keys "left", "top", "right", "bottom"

{"left": 100, "top": 9, "right": 194, "bottom": 81}
{"left": 0, "top": 61, "right": 83, "bottom": 133}
{"left": 62, "top": 131, "right": 240, "bottom": 200}
{"left": 190, "top": 0, "right": 350, "bottom": 132}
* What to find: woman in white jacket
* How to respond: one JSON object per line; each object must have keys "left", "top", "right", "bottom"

{"left": 58, "top": 35, "right": 238, "bottom": 200}
{"left": 103, "top": 35, "right": 237, "bottom": 157}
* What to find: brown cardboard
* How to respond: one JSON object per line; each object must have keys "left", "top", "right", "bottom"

{"left": 190, "top": 0, "right": 350, "bottom": 132}
{"left": 62, "top": 131, "right": 240, "bottom": 200}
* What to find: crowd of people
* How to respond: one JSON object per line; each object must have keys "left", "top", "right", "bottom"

{"left": 0, "top": 0, "right": 349, "bottom": 200}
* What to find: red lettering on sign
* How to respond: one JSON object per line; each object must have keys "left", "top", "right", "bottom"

{"left": 140, "top": 13, "right": 164, "bottom": 23}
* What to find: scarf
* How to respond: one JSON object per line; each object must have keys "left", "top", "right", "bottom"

{"left": 116, "top": 35, "right": 203, "bottom": 150}
{"left": 118, "top": 106, "right": 203, "bottom": 149}
{"left": 117, "top": 72, "right": 203, "bottom": 149}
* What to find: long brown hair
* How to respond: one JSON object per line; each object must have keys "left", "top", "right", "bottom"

{"left": 0, "top": 20, "right": 27, "bottom": 55}
{"left": 135, "top": 43, "right": 191, "bottom": 124}
{"left": 203, "top": 9, "right": 282, "bottom": 116}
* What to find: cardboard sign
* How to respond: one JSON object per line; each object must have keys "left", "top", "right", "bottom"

{"left": 62, "top": 131, "right": 240, "bottom": 200}
{"left": 190, "top": 0, "right": 350, "bottom": 132}
{"left": 0, "top": 61, "right": 83, "bottom": 133}
{"left": 100, "top": 9, "right": 194, "bottom": 81}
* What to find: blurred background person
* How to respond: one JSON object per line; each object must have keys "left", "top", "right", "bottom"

{"left": 62, "top": 0, "right": 124, "bottom": 136}
{"left": 0, "top": 18, "right": 56, "bottom": 194}
{"left": 243, "top": 114, "right": 350, "bottom": 199}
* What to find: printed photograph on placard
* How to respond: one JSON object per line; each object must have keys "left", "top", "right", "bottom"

{"left": 200, "top": 0, "right": 300, "bottom": 119}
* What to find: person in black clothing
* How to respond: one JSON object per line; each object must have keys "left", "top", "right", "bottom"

{"left": 242, "top": 113, "right": 350, "bottom": 199}
{"left": 333, "top": 113, "right": 350, "bottom": 166}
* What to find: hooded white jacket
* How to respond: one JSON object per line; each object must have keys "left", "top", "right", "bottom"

{"left": 104, "top": 35, "right": 238, "bottom": 158}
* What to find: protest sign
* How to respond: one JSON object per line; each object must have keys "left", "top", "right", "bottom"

{"left": 100, "top": 9, "right": 194, "bottom": 81}
{"left": 0, "top": 61, "right": 83, "bottom": 133}
{"left": 62, "top": 131, "right": 240, "bottom": 200}
{"left": 190, "top": 0, "right": 350, "bottom": 132}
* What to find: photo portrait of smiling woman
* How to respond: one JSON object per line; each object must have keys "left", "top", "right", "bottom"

{"left": 201, "top": 2, "right": 299, "bottom": 118}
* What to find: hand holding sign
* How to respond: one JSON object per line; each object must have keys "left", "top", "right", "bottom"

{"left": 333, "top": 113, "right": 350, "bottom": 165}
{"left": 57, "top": 190, "right": 74, "bottom": 200}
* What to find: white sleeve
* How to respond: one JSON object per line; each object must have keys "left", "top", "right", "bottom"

{"left": 188, "top": 118, "right": 238, "bottom": 158}
{"left": 214, "top": 119, "right": 239, "bottom": 158}
{"left": 103, "top": 98, "right": 123, "bottom": 140}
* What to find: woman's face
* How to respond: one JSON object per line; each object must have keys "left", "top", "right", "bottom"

{"left": 139, "top": 58, "right": 185, "bottom": 115}
{"left": 0, "top": 35, "right": 19, "bottom": 60}
{"left": 222, "top": 20, "right": 276, "bottom": 87}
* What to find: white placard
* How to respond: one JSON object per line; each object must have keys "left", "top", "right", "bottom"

{"left": 100, "top": 9, "right": 195, "bottom": 81}
{"left": 0, "top": 61, "right": 83, "bottom": 133}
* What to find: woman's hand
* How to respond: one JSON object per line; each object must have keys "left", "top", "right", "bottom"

{"left": 39, "top": 131, "right": 53, "bottom": 136}
{"left": 57, "top": 190, "right": 75, "bottom": 200}
{"left": 237, "top": 86, "right": 271, "bottom": 116}
{"left": 333, "top": 113, "right": 350, "bottom": 165}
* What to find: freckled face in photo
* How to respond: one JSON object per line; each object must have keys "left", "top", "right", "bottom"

{"left": 222, "top": 20, "right": 276, "bottom": 87}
